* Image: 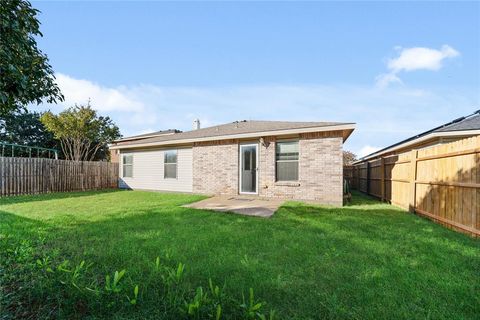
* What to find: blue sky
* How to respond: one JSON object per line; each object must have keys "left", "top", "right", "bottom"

{"left": 32, "top": 1, "right": 479, "bottom": 157}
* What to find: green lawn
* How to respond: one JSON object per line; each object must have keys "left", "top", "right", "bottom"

{"left": 1, "top": 190, "right": 479, "bottom": 319}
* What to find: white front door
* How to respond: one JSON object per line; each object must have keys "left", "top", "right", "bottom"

{"left": 239, "top": 144, "right": 258, "bottom": 194}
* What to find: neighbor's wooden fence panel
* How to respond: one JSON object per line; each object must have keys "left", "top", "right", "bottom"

{"left": 0, "top": 157, "right": 119, "bottom": 197}
{"left": 348, "top": 136, "right": 480, "bottom": 237}
{"left": 343, "top": 165, "right": 354, "bottom": 187}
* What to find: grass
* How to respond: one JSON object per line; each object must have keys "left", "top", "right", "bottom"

{"left": 1, "top": 190, "right": 479, "bottom": 319}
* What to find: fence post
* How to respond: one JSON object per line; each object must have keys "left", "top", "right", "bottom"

{"left": 380, "top": 157, "right": 385, "bottom": 201}
{"left": 409, "top": 150, "right": 418, "bottom": 213}
{"left": 476, "top": 143, "right": 480, "bottom": 233}
{"left": 366, "top": 162, "right": 370, "bottom": 195}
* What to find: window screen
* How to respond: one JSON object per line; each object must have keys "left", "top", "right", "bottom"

{"left": 122, "top": 155, "right": 133, "bottom": 178}
{"left": 276, "top": 141, "right": 299, "bottom": 181}
{"left": 164, "top": 150, "right": 177, "bottom": 179}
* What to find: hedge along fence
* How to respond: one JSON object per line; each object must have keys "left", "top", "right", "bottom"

{"left": 0, "top": 157, "right": 119, "bottom": 197}
{"left": 347, "top": 135, "right": 479, "bottom": 237}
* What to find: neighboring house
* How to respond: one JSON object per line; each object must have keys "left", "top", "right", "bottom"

{"left": 356, "top": 110, "right": 480, "bottom": 162}
{"left": 110, "top": 129, "right": 181, "bottom": 163}
{"left": 109, "top": 119, "right": 355, "bottom": 206}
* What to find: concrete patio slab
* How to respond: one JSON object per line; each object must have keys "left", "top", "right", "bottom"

{"left": 184, "top": 196, "right": 284, "bottom": 218}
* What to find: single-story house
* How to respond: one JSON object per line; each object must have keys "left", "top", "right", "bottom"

{"left": 109, "top": 119, "right": 355, "bottom": 206}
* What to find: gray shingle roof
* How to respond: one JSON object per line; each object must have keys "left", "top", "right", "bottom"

{"left": 358, "top": 110, "right": 480, "bottom": 161}
{"left": 115, "top": 129, "right": 181, "bottom": 142}
{"left": 113, "top": 120, "right": 353, "bottom": 147}
{"left": 434, "top": 112, "right": 480, "bottom": 132}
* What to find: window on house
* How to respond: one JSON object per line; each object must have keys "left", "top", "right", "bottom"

{"left": 164, "top": 150, "right": 177, "bottom": 179}
{"left": 276, "top": 141, "right": 299, "bottom": 181}
{"left": 122, "top": 155, "right": 133, "bottom": 178}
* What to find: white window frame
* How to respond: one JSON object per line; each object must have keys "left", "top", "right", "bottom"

{"left": 275, "top": 140, "right": 299, "bottom": 182}
{"left": 164, "top": 150, "right": 178, "bottom": 179}
{"left": 122, "top": 154, "right": 133, "bottom": 178}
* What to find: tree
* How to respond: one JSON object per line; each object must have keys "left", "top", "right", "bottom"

{"left": 343, "top": 150, "right": 358, "bottom": 165}
{"left": 0, "top": 0, "right": 63, "bottom": 116}
{"left": 41, "top": 103, "right": 121, "bottom": 161}
{"left": 0, "top": 110, "right": 60, "bottom": 151}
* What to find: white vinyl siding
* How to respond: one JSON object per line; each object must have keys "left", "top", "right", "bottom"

{"left": 119, "top": 147, "right": 192, "bottom": 192}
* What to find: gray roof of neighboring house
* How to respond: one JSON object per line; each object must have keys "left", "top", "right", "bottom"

{"left": 112, "top": 120, "right": 354, "bottom": 147}
{"left": 434, "top": 111, "right": 480, "bottom": 132}
{"left": 114, "top": 129, "right": 182, "bottom": 142}
{"left": 358, "top": 110, "right": 480, "bottom": 161}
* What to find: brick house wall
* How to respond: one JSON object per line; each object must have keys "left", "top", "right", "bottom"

{"left": 192, "top": 139, "right": 239, "bottom": 195}
{"left": 192, "top": 131, "right": 344, "bottom": 206}
{"left": 110, "top": 149, "right": 119, "bottom": 163}
{"left": 258, "top": 132, "right": 343, "bottom": 205}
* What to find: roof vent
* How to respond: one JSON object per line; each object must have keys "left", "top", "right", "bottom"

{"left": 193, "top": 118, "right": 200, "bottom": 130}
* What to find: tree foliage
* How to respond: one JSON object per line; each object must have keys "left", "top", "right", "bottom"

{"left": 40, "top": 104, "right": 121, "bottom": 161}
{"left": 343, "top": 150, "right": 358, "bottom": 165}
{"left": 0, "top": 110, "right": 60, "bottom": 151}
{"left": 0, "top": 0, "right": 63, "bottom": 115}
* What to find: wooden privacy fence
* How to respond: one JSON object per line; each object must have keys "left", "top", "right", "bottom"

{"left": 0, "top": 157, "right": 119, "bottom": 197}
{"left": 344, "top": 165, "right": 354, "bottom": 188}
{"left": 348, "top": 135, "right": 480, "bottom": 237}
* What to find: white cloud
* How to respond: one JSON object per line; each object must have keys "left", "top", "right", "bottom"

{"left": 374, "top": 73, "right": 403, "bottom": 88}
{"left": 357, "top": 145, "right": 381, "bottom": 158}
{"left": 55, "top": 73, "right": 145, "bottom": 112}
{"left": 40, "top": 74, "right": 477, "bottom": 156}
{"left": 388, "top": 45, "right": 459, "bottom": 72}
{"left": 376, "top": 45, "right": 460, "bottom": 88}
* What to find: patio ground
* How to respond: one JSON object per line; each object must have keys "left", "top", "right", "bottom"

{"left": 183, "top": 195, "right": 284, "bottom": 217}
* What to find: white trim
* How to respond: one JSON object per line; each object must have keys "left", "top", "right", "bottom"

{"left": 359, "top": 130, "right": 480, "bottom": 162}
{"left": 110, "top": 124, "right": 355, "bottom": 150}
{"left": 239, "top": 143, "right": 259, "bottom": 195}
